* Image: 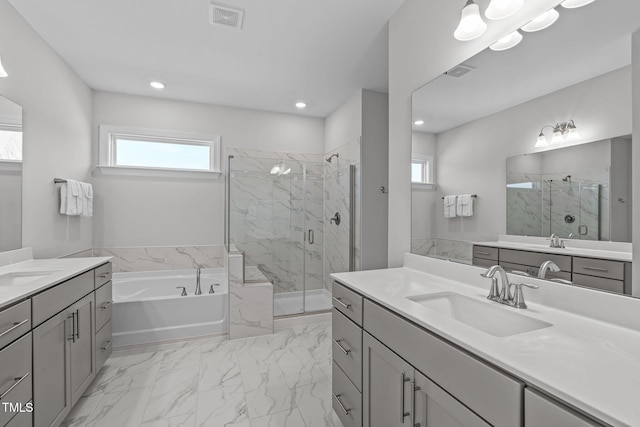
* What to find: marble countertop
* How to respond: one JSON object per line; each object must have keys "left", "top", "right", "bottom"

{"left": 476, "top": 240, "right": 632, "bottom": 262}
{"left": 0, "top": 256, "right": 112, "bottom": 310}
{"left": 332, "top": 254, "right": 640, "bottom": 427}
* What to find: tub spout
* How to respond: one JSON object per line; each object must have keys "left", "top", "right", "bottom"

{"left": 195, "top": 268, "right": 202, "bottom": 295}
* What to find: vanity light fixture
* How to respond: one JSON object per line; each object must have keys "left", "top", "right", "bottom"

{"left": 489, "top": 31, "right": 523, "bottom": 51}
{"left": 270, "top": 162, "right": 291, "bottom": 176}
{"left": 521, "top": 8, "right": 560, "bottom": 32}
{"left": 413, "top": 120, "right": 425, "bottom": 125}
{"left": 454, "top": 0, "right": 487, "bottom": 41}
{"left": 149, "top": 81, "right": 166, "bottom": 90}
{"left": 485, "top": 0, "right": 524, "bottom": 21}
{"left": 560, "top": 0, "right": 596, "bottom": 9}
{"left": 535, "top": 120, "right": 581, "bottom": 147}
{"left": 0, "top": 57, "right": 8, "bottom": 78}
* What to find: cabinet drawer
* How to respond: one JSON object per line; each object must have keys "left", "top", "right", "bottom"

{"left": 5, "top": 404, "right": 33, "bottom": 427}
{"left": 94, "top": 263, "right": 112, "bottom": 289}
{"left": 332, "top": 360, "right": 362, "bottom": 427}
{"left": 0, "top": 333, "right": 32, "bottom": 427}
{"left": 572, "top": 274, "right": 624, "bottom": 294}
{"left": 525, "top": 388, "right": 602, "bottom": 426}
{"left": 95, "top": 281, "right": 112, "bottom": 332}
{"left": 0, "top": 300, "right": 31, "bottom": 350}
{"left": 573, "top": 257, "right": 624, "bottom": 280}
{"left": 473, "top": 246, "right": 498, "bottom": 261}
{"left": 333, "top": 281, "right": 363, "bottom": 326}
{"left": 96, "top": 320, "right": 113, "bottom": 370}
{"left": 363, "top": 300, "right": 523, "bottom": 427}
{"left": 32, "top": 270, "right": 93, "bottom": 327}
{"left": 332, "top": 309, "right": 362, "bottom": 390}
{"left": 500, "top": 249, "right": 571, "bottom": 272}
{"left": 473, "top": 257, "right": 498, "bottom": 268}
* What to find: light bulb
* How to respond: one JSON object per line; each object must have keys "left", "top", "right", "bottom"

{"left": 561, "top": 0, "right": 596, "bottom": 9}
{"left": 535, "top": 133, "right": 549, "bottom": 148}
{"left": 521, "top": 9, "right": 560, "bottom": 32}
{"left": 489, "top": 31, "right": 523, "bottom": 51}
{"left": 551, "top": 130, "right": 564, "bottom": 144}
{"left": 0, "top": 57, "right": 7, "bottom": 78}
{"left": 454, "top": 1, "right": 487, "bottom": 41}
{"left": 485, "top": 0, "right": 524, "bottom": 20}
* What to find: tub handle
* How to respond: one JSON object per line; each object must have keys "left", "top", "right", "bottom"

{"left": 101, "top": 340, "right": 113, "bottom": 351}
{"left": 177, "top": 286, "right": 187, "bottom": 296}
{"left": 101, "top": 301, "right": 113, "bottom": 309}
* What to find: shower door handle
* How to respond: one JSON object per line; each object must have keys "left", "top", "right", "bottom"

{"left": 308, "top": 229, "right": 314, "bottom": 244}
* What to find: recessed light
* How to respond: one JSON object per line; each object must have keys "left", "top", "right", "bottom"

{"left": 295, "top": 102, "right": 307, "bottom": 109}
{"left": 150, "top": 81, "right": 166, "bottom": 90}
{"left": 413, "top": 120, "right": 425, "bottom": 125}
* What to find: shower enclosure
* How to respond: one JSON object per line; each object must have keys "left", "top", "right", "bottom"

{"left": 227, "top": 154, "right": 354, "bottom": 316}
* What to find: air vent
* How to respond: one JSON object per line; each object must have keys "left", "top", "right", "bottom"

{"left": 209, "top": 3, "right": 244, "bottom": 29}
{"left": 444, "top": 64, "right": 475, "bottom": 78}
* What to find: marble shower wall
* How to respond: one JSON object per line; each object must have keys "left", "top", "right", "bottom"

{"left": 324, "top": 138, "right": 361, "bottom": 293}
{"left": 226, "top": 149, "right": 325, "bottom": 296}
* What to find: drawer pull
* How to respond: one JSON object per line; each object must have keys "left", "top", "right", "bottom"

{"left": 0, "top": 372, "right": 29, "bottom": 400}
{"left": 582, "top": 266, "right": 609, "bottom": 273}
{"left": 67, "top": 313, "right": 76, "bottom": 342}
{"left": 101, "top": 340, "right": 113, "bottom": 351}
{"left": 333, "top": 339, "right": 351, "bottom": 355}
{"left": 412, "top": 381, "right": 421, "bottom": 427}
{"left": 332, "top": 393, "right": 351, "bottom": 415}
{"left": 101, "top": 301, "right": 113, "bottom": 309}
{"left": 401, "top": 372, "right": 410, "bottom": 421}
{"left": 476, "top": 251, "right": 491, "bottom": 256}
{"left": 97, "top": 273, "right": 111, "bottom": 278}
{"left": 0, "top": 319, "right": 28, "bottom": 338}
{"left": 332, "top": 297, "right": 352, "bottom": 309}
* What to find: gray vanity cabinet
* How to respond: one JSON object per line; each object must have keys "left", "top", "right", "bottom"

{"left": 524, "top": 389, "right": 603, "bottom": 427}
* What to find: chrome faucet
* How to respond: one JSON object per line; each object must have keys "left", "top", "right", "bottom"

{"left": 538, "top": 260, "right": 560, "bottom": 279}
{"left": 547, "top": 233, "right": 565, "bottom": 248}
{"left": 481, "top": 265, "right": 538, "bottom": 309}
{"left": 195, "top": 268, "right": 202, "bottom": 295}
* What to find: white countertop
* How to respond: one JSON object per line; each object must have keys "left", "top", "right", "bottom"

{"left": 0, "top": 256, "right": 112, "bottom": 310}
{"left": 332, "top": 254, "right": 640, "bottom": 427}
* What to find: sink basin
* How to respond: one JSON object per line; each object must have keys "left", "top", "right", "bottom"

{"left": 0, "top": 270, "right": 61, "bottom": 287}
{"left": 407, "top": 292, "right": 552, "bottom": 337}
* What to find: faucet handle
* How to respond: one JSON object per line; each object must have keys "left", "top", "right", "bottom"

{"left": 509, "top": 283, "right": 538, "bottom": 309}
{"left": 176, "top": 286, "right": 187, "bottom": 296}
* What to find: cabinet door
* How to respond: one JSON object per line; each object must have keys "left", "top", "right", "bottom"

{"left": 69, "top": 293, "right": 96, "bottom": 406}
{"left": 414, "top": 370, "right": 490, "bottom": 427}
{"left": 33, "top": 312, "right": 72, "bottom": 427}
{"left": 363, "top": 332, "right": 414, "bottom": 427}
{"left": 525, "top": 389, "right": 602, "bottom": 427}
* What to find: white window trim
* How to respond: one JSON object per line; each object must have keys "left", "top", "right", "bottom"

{"left": 96, "top": 125, "right": 221, "bottom": 179}
{"left": 411, "top": 154, "right": 435, "bottom": 189}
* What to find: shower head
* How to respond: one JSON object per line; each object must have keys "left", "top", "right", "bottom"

{"left": 326, "top": 153, "right": 339, "bottom": 163}
{"left": 562, "top": 175, "right": 572, "bottom": 182}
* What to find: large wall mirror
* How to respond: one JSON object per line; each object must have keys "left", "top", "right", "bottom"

{"left": 0, "top": 95, "right": 23, "bottom": 251}
{"left": 411, "top": 0, "right": 637, "bottom": 270}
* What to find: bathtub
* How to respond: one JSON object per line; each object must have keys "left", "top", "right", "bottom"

{"left": 112, "top": 268, "right": 228, "bottom": 347}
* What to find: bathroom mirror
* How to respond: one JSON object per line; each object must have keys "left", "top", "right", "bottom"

{"left": 0, "top": 95, "right": 23, "bottom": 252}
{"left": 411, "top": 0, "right": 638, "bottom": 264}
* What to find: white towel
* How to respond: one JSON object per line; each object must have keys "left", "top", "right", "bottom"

{"left": 80, "top": 182, "right": 93, "bottom": 217}
{"left": 456, "top": 194, "right": 474, "bottom": 217}
{"left": 443, "top": 195, "right": 457, "bottom": 218}
{"left": 60, "top": 179, "right": 82, "bottom": 216}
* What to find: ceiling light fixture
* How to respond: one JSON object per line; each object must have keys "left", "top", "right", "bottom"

{"left": 521, "top": 8, "right": 560, "bottom": 32}
{"left": 150, "top": 81, "right": 166, "bottom": 89}
{"left": 295, "top": 101, "right": 307, "bottom": 109}
{"left": 560, "top": 0, "right": 596, "bottom": 9}
{"left": 454, "top": 0, "right": 487, "bottom": 41}
{"left": 485, "top": 0, "right": 524, "bottom": 20}
{"left": 0, "top": 57, "right": 8, "bottom": 78}
{"left": 413, "top": 120, "right": 425, "bottom": 126}
{"left": 535, "top": 120, "right": 581, "bottom": 147}
{"left": 489, "top": 31, "right": 523, "bottom": 51}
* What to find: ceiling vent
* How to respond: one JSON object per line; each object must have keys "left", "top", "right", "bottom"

{"left": 444, "top": 64, "right": 475, "bottom": 78}
{"left": 209, "top": 3, "right": 244, "bottom": 29}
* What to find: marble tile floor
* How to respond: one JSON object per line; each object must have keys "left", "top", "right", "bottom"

{"left": 63, "top": 321, "right": 343, "bottom": 427}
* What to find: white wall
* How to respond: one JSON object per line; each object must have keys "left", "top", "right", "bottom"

{"left": 92, "top": 91, "right": 325, "bottom": 247}
{"left": 434, "top": 67, "right": 631, "bottom": 243}
{"left": 325, "top": 90, "right": 362, "bottom": 153}
{"left": 0, "top": 0, "right": 93, "bottom": 258}
{"left": 411, "top": 131, "right": 437, "bottom": 239}
{"left": 610, "top": 137, "right": 632, "bottom": 242}
{"left": 632, "top": 32, "right": 640, "bottom": 296}
{"left": 388, "top": 0, "right": 563, "bottom": 266}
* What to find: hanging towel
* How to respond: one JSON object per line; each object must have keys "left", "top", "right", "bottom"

{"left": 80, "top": 182, "right": 93, "bottom": 217}
{"left": 60, "top": 179, "right": 82, "bottom": 216}
{"left": 456, "top": 194, "right": 474, "bottom": 217}
{"left": 443, "top": 195, "right": 457, "bottom": 218}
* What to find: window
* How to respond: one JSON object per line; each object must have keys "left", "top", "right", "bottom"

{"left": 98, "top": 125, "right": 220, "bottom": 178}
{"left": 0, "top": 120, "right": 22, "bottom": 162}
{"left": 411, "top": 155, "right": 434, "bottom": 185}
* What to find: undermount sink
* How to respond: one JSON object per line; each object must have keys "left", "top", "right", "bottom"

{"left": 407, "top": 292, "right": 552, "bottom": 337}
{"left": 0, "top": 270, "right": 61, "bottom": 287}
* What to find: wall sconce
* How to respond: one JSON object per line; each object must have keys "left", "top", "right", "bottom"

{"left": 535, "top": 120, "right": 581, "bottom": 147}
{"left": 0, "top": 56, "right": 8, "bottom": 78}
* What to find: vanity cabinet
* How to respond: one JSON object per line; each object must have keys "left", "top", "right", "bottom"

{"left": 524, "top": 389, "right": 603, "bottom": 427}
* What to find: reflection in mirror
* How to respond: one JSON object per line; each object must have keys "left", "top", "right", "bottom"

{"left": 0, "top": 96, "right": 22, "bottom": 251}
{"left": 410, "top": 0, "right": 638, "bottom": 292}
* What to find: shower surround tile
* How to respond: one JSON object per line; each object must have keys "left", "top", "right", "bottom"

{"left": 93, "top": 245, "right": 225, "bottom": 273}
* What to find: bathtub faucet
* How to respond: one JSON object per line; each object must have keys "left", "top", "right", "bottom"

{"left": 195, "top": 268, "right": 202, "bottom": 295}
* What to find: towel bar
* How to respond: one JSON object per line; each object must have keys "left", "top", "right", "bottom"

{"left": 53, "top": 178, "right": 67, "bottom": 183}
{"left": 442, "top": 194, "right": 477, "bottom": 199}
